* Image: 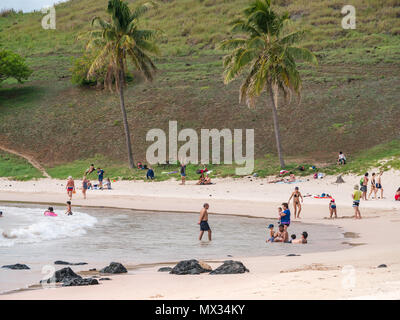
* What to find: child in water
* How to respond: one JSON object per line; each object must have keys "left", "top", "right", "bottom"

{"left": 267, "top": 224, "right": 275, "bottom": 242}
{"left": 65, "top": 201, "right": 73, "bottom": 216}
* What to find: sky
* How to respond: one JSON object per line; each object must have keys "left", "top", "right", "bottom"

{"left": 0, "top": 0, "right": 68, "bottom": 12}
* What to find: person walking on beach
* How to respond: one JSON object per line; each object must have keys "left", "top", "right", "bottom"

{"left": 376, "top": 171, "right": 384, "bottom": 199}
{"left": 368, "top": 173, "right": 377, "bottom": 200}
{"left": 352, "top": 185, "right": 362, "bottom": 219}
{"left": 288, "top": 187, "right": 303, "bottom": 219}
{"left": 180, "top": 163, "right": 186, "bottom": 185}
{"left": 360, "top": 173, "right": 368, "bottom": 200}
{"left": 198, "top": 203, "right": 211, "bottom": 241}
{"left": 82, "top": 176, "right": 88, "bottom": 199}
{"left": 66, "top": 176, "right": 75, "bottom": 200}
{"left": 97, "top": 167, "right": 105, "bottom": 189}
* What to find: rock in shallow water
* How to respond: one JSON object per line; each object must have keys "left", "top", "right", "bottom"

{"left": 54, "top": 260, "right": 88, "bottom": 266}
{"left": 2, "top": 264, "right": 30, "bottom": 270}
{"left": 170, "top": 259, "right": 212, "bottom": 275}
{"left": 210, "top": 260, "right": 249, "bottom": 275}
{"left": 100, "top": 262, "right": 128, "bottom": 274}
{"left": 158, "top": 267, "right": 173, "bottom": 272}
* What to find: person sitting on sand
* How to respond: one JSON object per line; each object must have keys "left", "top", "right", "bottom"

{"left": 337, "top": 151, "right": 346, "bottom": 165}
{"left": 66, "top": 176, "right": 75, "bottom": 200}
{"left": 273, "top": 224, "right": 289, "bottom": 243}
{"left": 267, "top": 224, "right": 275, "bottom": 242}
{"left": 82, "top": 176, "right": 88, "bottom": 199}
{"left": 85, "top": 164, "right": 96, "bottom": 176}
{"left": 292, "top": 232, "right": 308, "bottom": 244}
{"left": 204, "top": 175, "right": 212, "bottom": 185}
{"left": 198, "top": 203, "right": 211, "bottom": 241}
{"left": 65, "top": 201, "right": 73, "bottom": 216}
{"left": 104, "top": 178, "right": 112, "bottom": 190}
{"left": 329, "top": 199, "right": 337, "bottom": 219}
{"left": 288, "top": 173, "right": 296, "bottom": 183}
{"left": 352, "top": 185, "right": 362, "bottom": 219}
{"left": 288, "top": 187, "right": 303, "bottom": 219}
{"left": 280, "top": 203, "right": 291, "bottom": 230}
{"left": 395, "top": 187, "right": 400, "bottom": 201}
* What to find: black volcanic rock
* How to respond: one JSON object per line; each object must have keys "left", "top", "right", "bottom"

{"left": 62, "top": 278, "right": 99, "bottom": 287}
{"left": 2, "top": 264, "right": 30, "bottom": 270}
{"left": 54, "top": 260, "right": 88, "bottom": 266}
{"left": 210, "top": 260, "right": 249, "bottom": 275}
{"left": 170, "top": 259, "right": 211, "bottom": 275}
{"left": 41, "top": 267, "right": 81, "bottom": 284}
{"left": 158, "top": 267, "right": 173, "bottom": 272}
{"left": 100, "top": 262, "right": 128, "bottom": 274}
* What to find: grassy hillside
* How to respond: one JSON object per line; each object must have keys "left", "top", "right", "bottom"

{"left": 0, "top": 0, "right": 399, "bottom": 177}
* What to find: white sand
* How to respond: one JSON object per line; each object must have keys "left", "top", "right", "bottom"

{"left": 0, "top": 170, "right": 399, "bottom": 300}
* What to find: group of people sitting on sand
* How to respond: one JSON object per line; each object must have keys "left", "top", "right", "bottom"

{"left": 196, "top": 167, "right": 212, "bottom": 185}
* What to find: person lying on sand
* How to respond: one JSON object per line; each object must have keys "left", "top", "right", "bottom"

{"left": 85, "top": 164, "right": 96, "bottom": 176}
{"left": 198, "top": 203, "right": 211, "bottom": 241}
{"left": 329, "top": 199, "right": 337, "bottom": 219}
{"left": 288, "top": 173, "right": 296, "bottom": 182}
{"left": 395, "top": 187, "right": 400, "bottom": 201}
{"left": 266, "top": 224, "right": 275, "bottom": 242}
{"left": 65, "top": 201, "right": 73, "bottom": 216}
{"left": 292, "top": 232, "right": 308, "bottom": 244}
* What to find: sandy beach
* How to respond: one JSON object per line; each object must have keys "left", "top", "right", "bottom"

{"left": 0, "top": 171, "right": 399, "bottom": 300}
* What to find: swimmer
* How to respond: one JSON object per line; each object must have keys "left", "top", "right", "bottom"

{"left": 292, "top": 231, "right": 308, "bottom": 244}
{"left": 289, "top": 234, "right": 296, "bottom": 243}
{"left": 65, "top": 201, "right": 73, "bottom": 216}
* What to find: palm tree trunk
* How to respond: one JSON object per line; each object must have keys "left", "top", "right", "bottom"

{"left": 118, "top": 69, "right": 135, "bottom": 169}
{"left": 268, "top": 83, "right": 285, "bottom": 168}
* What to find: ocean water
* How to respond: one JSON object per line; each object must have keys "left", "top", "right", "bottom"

{"left": 0, "top": 203, "right": 346, "bottom": 293}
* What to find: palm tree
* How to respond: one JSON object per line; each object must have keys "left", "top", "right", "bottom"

{"left": 220, "top": 0, "right": 317, "bottom": 168}
{"left": 85, "top": 0, "right": 159, "bottom": 168}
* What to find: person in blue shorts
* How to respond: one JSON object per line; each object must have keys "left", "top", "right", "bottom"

{"left": 180, "top": 164, "right": 186, "bottom": 185}
{"left": 280, "top": 202, "right": 291, "bottom": 231}
{"left": 97, "top": 167, "right": 105, "bottom": 189}
{"left": 267, "top": 224, "right": 275, "bottom": 242}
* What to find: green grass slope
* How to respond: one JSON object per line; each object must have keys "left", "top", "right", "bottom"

{"left": 0, "top": 0, "right": 399, "bottom": 176}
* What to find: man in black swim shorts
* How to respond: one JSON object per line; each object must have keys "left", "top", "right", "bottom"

{"left": 198, "top": 203, "right": 211, "bottom": 241}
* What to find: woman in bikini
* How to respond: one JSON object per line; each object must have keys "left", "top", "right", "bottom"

{"left": 288, "top": 186, "right": 303, "bottom": 219}
{"left": 368, "top": 172, "right": 377, "bottom": 200}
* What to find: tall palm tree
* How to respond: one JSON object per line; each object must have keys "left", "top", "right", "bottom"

{"left": 85, "top": 0, "right": 159, "bottom": 168}
{"left": 220, "top": 0, "right": 317, "bottom": 168}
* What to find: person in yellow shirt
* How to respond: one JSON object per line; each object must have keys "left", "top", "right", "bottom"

{"left": 352, "top": 185, "right": 362, "bottom": 219}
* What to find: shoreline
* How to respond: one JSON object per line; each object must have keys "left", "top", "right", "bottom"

{"left": 1, "top": 174, "right": 400, "bottom": 299}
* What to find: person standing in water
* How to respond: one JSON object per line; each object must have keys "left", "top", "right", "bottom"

{"left": 66, "top": 176, "right": 75, "bottom": 200}
{"left": 65, "top": 201, "right": 73, "bottom": 216}
{"left": 288, "top": 187, "right": 303, "bottom": 219}
{"left": 352, "top": 185, "right": 362, "bottom": 219}
{"left": 82, "top": 176, "right": 88, "bottom": 199}
{"left": 198, "top": 203, "right": 211, "bottom": 241}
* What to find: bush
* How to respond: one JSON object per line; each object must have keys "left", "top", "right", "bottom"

{"left": 0, "top": 49, "right": 32, "bottom": 85}
{"left": 70, "top": 53, "right": 105, "bottom": 86}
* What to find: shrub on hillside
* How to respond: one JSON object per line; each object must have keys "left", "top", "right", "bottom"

{"left": 0, "top": 49, "right": 32, "bottom": 85}
{"left": 70, "top": 53, "right": 105, "bottom": 87}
